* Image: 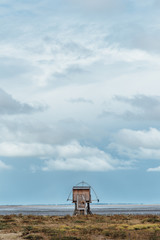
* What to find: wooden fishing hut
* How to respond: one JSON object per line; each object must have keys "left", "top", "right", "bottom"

{"left": 67, "top": 181, "right": 99, "bottom": 215}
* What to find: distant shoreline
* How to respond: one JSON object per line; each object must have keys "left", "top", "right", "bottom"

{"left": 1, "top": 204, "right": 160, "bottom": 216}
{"left": 1, "top": 204, "right": 160, "bottom": 207}
{"left": 0, "top": 203, "right": 160, "bottom": 208}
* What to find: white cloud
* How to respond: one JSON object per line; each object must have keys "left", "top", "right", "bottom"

{"left": 115, "top": 128, "right": 160, "bottom": 149}
{"left": 109, "top": 128, "right": 160, "bottom": 161}
{"left": 0, "top": 142, "right": 55, "bottom": 157}
{"left": 42, "top": 156, "right": 114, "bottom": 171}
{"left": 147, "top": 166, "right": 160, "bottom": 172}
{"left": 0, "top": 0, "right": 160, "bottom": 176}
{"left": 0, "top": 160, "right": 11, "bottom": 171}
{"left": 1, "top": 19, "right": 159, "bottom": 92}
{"left": 42, "top": 141, "right": 126, "bottom": 171}
{"left": 0, "top": 140, "right": 129, "bottom": 171}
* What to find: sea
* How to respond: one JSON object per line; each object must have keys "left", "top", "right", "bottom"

{"left": 0, "top": 204, "right": 160, "bottom": 216}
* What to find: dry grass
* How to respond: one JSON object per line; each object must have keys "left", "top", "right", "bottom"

{"left": 0, "top": 214, "right": 160, "bottom": 239}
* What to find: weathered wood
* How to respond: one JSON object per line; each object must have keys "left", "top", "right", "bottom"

{"left": 72, "top": 188, "right": 91, "bottom": 203}
{"left": 72, "top": 186, "right": 92, "bottom": 215}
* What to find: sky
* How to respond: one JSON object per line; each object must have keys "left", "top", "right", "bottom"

{"left": 0, "top": 0, "right": 160, "bottom": 205}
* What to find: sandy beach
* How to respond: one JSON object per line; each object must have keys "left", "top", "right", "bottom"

{"left": 1, "top": 204, "right": 160, "bottom": 216}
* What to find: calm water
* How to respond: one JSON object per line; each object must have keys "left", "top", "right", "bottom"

{"left": 0, "top": 205, "right": 160, "bottom": 216}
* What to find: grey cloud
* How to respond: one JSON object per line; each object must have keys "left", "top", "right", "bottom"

{"left": 117, "top": 95, "right": 160, "bottom": 121}
{"left": 102, "top": 95, "right": 160, "bottom": 121}
{"left": 68, "top": 98, "right": 93, "bottom": 104}
{"left": 54, "top": 65, "right": 88, "bottom": 79}
{"left": 0, "top": 0, "right": 128, "bottom": 16}
{"left": 69, "top": 0, "right": 128, "bottom": 14}
{"left": 105, "top": 0, "right": 160, "bottom": 54}
{"left": 0, "top": 57, "right": 40, "bottom": 90}
{"left": 62, "top": 42, "right": 92, "bottom": 57}
{"left": 107, "top": 24, "right": 160, "bottom": 53}
{"left": 0, "top": 89, "right": 46, "bottom": 115}
{"left": 0, "top": 118, "right": 89, "bottom": 145}
{"left": 55, "top": 118, "right": 90, "bottom": 143}
{"left": 115, "top": 95, "right": 160, "bottom": 109}
{"left": 48, "top": 65, "right": 90, "bottom": 88}
{"left": 38, "top": 38, "right": 93, "bottom": 87}
{"left": 131, "top": 29, "right": 160, "bottom": 53}
{"left": 50, "top": 41, "right": 92, "bottom": 82}
{"left": 0, "top": 57, "right": 35, "bottom": 79}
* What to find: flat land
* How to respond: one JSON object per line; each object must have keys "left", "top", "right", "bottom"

{"left": 0, "top": 214, "right": 160, "bottom": 239}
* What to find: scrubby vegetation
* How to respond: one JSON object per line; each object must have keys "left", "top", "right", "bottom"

{"left": 0, "top": 214, "right": 160, "bottom": 239}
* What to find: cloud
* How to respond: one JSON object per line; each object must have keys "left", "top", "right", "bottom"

{"left": 42, "top": 157, "right": 113, "bottom": 171}
{"left": 0, "top": 160, "right": 11, "bottom": 171}
{"left": 115, "top": 128, "right": 160, "bottom": 149}
{"left": 0, "top": 57, "right": 36, "bottom": 80}
{"left": 147, "top": 166, "right": 160, "bottom": 172}
{"left": 0, "top": 88, "right": 45, "bottom": 115}
{"left": 69, "top": 0, "right": 127, "bottom": 14}
{"left": 0, "top": 0, "right": 160, "bottom": 176}
{"left": 0, "top": 140, "right": 129, "bottom": 171}
{"left": 0, "top": 142, "right": 55, "bottom": 157}
{"left": 109, "top": 128, "right": 160, "bottom": 161}
{"left": 68, "top": 98, "right": 93, "bottom": 104}
{"left": 104, "top": 1, "right": 160, "bottom": 53}
{"left": 118, "top": 95, "right": 160, "bottom": 121}
{"left": 42, "top": 141, "right": 127, "bottom": 171}
{"left": 115, "top": 95, "right": 160, "bottom": 109}
{"left": 1, "top": 11, "right": 159, "bottom": 91}
{"left": 102, "top": 95, "right": 160, "bottom": 121}
{"left": 0, "top": 118, "right": 89, "bottom": 145}
{"left": 130, "top": 28, "right": 160, "bottom": 53}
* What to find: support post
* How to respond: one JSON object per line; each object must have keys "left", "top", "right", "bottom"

{"left": 87, "top": 202, "right": 92, "bottom": 215}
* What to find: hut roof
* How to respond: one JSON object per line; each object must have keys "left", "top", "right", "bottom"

{"left": 73, "top": 186, "right": 90, "bottom": 190}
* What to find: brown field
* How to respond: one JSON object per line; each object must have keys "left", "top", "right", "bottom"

{"left": 0, "top": 214, "right": 160, "bottom": 239}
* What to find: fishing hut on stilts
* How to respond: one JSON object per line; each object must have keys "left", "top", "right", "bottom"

{"left": 67, "top": 181, "right": 99, "bottom": 215}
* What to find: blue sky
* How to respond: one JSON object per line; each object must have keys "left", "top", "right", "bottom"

{"left": 0, "top": 0, "right": 160, "bottom": 204}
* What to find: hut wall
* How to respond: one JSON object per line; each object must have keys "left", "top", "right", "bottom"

{"left": 73, "top": 189, "right": 91, "bottom": 202}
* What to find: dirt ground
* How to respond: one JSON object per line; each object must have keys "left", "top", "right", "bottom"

{"left": 0, "top": 233, "right": 22, "bottom": 240}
